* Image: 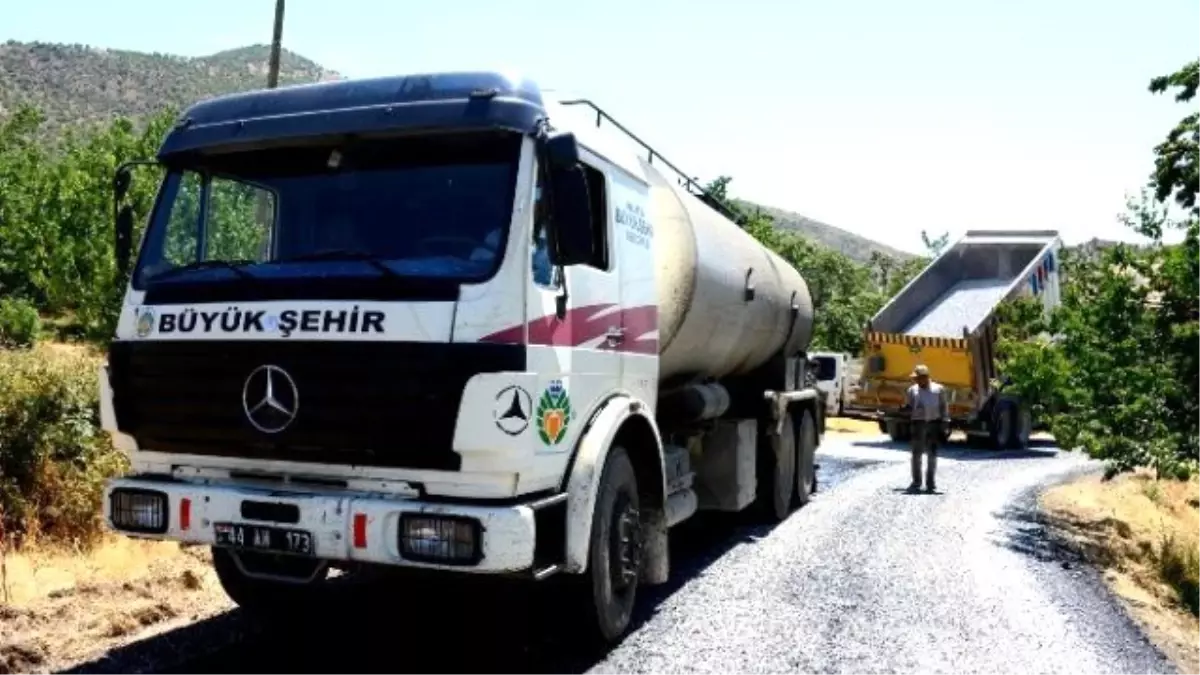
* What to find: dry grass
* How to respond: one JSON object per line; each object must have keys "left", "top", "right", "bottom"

{"left": 1040, "top": 470, "right": 1200, "bottom": 673}
{"left": 0, "top": 537, "right": 230, "bottom": 673}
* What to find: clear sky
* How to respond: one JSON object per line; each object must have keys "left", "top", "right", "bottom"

{"left": 7, "top": 0, "right": 1198, "bottom": 253}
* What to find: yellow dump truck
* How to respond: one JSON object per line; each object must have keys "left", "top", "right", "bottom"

{"left": 852, "top": 230, "right": 1063, "bottom": 449}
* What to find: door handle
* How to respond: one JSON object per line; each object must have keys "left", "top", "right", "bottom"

{"left": 605, "top": 326, "right": 626, "bottom": 344}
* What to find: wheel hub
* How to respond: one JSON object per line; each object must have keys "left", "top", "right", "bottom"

{"left": 609, "top": 496, "right": 642, "bottom": 592}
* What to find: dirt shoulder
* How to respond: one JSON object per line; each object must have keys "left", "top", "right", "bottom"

{"left": 0, "top": 538, "right": 231, "bottom": 674}
{"left": 1039, "top": 470, "right": 1200, "bottom": 673}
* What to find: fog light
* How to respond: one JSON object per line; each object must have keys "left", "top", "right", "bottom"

{"left": 399, "top": 514, "right": 481, "bottom": 565}
{"left": 109, "top": 488, "right": 168, "bottom": 534}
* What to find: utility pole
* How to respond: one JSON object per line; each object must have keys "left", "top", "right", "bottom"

{"left": 267, "top": 0, "right": 286, "bottom": 89}
{"left": 256, "top": 0, "right": 286, "bottom": 244}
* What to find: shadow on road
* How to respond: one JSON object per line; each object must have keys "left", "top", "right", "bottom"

{"left": 851, "top": 437, "right": 1060, "bottom": 461}
{"left": 992, "top": 500, "right": 1086, "bottom": 565}
{"left": 63, "top": 458, "right": 875, "bottom": 675}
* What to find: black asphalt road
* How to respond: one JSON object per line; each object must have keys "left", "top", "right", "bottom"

{"left": 65, "top": 435, "right": 1175, "bottom": 675}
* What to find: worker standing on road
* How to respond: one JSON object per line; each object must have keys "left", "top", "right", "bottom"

{"left": 905, "top": 364, "right": 949, "bottom": 493}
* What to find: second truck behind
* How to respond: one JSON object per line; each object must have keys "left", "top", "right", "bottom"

{"left": 852, "top": 230, "right": 1063, "bottom": 449}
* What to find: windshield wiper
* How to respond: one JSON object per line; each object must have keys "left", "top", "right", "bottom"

{"left": 280, "top": 249, "right": 402, "bottom": 278}
{"left": 150, "top": 259, "right": 258, "bottom": 282}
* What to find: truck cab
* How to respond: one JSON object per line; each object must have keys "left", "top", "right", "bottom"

{"left": 99, "top": 72, "right": 824, "bottom": 644}
{"left": 809, "top": 351, "right": 850, "bottom": 417}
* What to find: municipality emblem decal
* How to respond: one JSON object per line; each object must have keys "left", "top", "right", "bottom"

{"left": 536, "top": 379, "right": 573, "bottom": 446}
{"left": 135, "top": 308, "right": 155, "bottom": 337}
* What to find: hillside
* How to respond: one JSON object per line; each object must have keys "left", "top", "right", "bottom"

{"left": 0, "top": 40, "right": 905, "bottom": 263}
{"left": 0, "top": 41, "right": 340, "bottom": 137}
{"left": 734, "top": 200, "right": 915, "bottom": 262}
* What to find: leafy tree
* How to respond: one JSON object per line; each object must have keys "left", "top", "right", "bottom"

{"left": 994, "top": 60, "right": 1199, "bottom": 479}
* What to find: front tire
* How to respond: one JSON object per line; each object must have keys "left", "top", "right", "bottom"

{"left": 580, "top": 445, "right": 642, "bottom": 644}
{"left": 211, "top": 547, "right": 329, "bottom": 622}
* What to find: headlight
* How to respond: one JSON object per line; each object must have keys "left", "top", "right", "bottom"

{"left": 399, "top": 514, "right": 481, "bottom": 565}
{"left": 109, "top": 488, "right": 168, "bottom": 534}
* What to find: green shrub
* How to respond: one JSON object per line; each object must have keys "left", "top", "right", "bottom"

{"left": 0, "top": 297, "right": 42, "bottom": 348}
{"left": 0, "top": 344, "right": 126, "bottom": 547}
{"left": 1157, "top": 532, "right": 1200, "bottom": 616}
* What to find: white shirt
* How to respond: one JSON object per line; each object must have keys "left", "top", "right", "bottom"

{"left": 906, "top": 382, "right": 949, "bottom": 422}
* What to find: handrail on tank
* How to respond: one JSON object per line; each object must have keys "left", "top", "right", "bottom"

{"left": 558, "top": 98, "right": 743, "bottom": 224}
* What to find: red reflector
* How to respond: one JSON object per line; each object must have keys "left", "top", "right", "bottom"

{"left": 180, "top": 498, "right": 191, "bottom": 531}
{"left": 353, "top": 513, "right": 367, "bottom": 548}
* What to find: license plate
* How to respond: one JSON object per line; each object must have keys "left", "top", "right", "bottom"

{"left": 213, "top": 522, "right": 314, "bottom": 556}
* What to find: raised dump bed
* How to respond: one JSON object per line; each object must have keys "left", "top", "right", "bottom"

{"left": 902, "top": 278, "right": 1014, "bottom": 338}
{"left": 853, "top": 230, "right": 1064, "bottom": 450}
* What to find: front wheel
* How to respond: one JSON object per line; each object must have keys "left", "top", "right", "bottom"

{"left": 211, "top": 547, "right": 330, "bottom": 622}
{"left": 579, "top": 445, "right": 642, "bottom": 644}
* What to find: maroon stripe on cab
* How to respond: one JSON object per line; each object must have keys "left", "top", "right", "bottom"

{"left": 479, "top": 303, "right": 659, "bottom": 354}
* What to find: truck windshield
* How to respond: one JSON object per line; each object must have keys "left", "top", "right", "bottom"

{"left": 132, "top": 131, "right": 521, "bottom": 289}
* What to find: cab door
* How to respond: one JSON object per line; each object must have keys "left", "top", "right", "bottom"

{"left": 523, "top": 150, "right": 620, "bottom": 454}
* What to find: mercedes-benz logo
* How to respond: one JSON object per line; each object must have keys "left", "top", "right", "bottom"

{"left": 242, "top": 364, "right": 299, "bottom": 434}
{"left": 493, "top": 384, "right": 532, "bottom": 436}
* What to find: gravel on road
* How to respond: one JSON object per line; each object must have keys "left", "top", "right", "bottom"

{"left": 63, "top": 435, "right": 1174, "bottom": 674}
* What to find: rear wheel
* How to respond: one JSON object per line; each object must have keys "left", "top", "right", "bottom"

{"left": 757, "top": 414, "right": 796, "bottom": 522}
{"left": 989, "top": 402, "right": 1016, "bottom": 450}
{"left": 795, "top": 409, "right": 818, "bottom": 507}
{"left": 578, "top": 445, "right": 642, "bottom": 645}
{"left": 887, "top": 419, "right": 912, "bottom": 443}
{"left": 1015, "top": 406, "right": 1033, "bottom": 449}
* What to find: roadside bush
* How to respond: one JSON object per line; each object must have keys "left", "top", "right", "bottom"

{"left": 0, "top": 297, "right": 42, "bottom": 348}
{"left": 1157, "top": 532, "right": 1200, "bottom": 616}
{"left": 0, "top": 344, "right": 126, "bottom": 547}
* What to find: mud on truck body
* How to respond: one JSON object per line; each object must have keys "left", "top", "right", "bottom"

{"left": 99, "top": 72, "right": 823, "bottom": 643}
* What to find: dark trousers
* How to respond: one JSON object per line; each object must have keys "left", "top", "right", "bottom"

{"left": 910, "top": 420, "right": 940, "bottom": 487}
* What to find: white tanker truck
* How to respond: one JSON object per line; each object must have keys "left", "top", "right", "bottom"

{"left": 98, "top": 72, "right": 823, "bottom": 643}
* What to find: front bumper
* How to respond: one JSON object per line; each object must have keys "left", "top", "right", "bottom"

{"left": 103, "top": 477, "right": 540, "bottom": 573}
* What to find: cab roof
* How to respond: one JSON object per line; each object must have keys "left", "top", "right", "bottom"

{"left": 158, "top": 71, "right": 546, "bottom": 158}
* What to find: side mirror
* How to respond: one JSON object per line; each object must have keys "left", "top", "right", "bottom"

{"left": 113, "top": 165, "right": 133, "bottom": 204}
{"left": 115, "top": 205, "right": 134, "bottom": 277}
{"left": 544, "top": 130, "right": 580, "bottom": 168}
{"left": 111, "top": 160, "right": 159, "bottom": 280}
{"left": 546, "top": 165, "right": 595, "bottom": 267}
{"left": 537, "top": 129, "right": 596, "bottom": 267}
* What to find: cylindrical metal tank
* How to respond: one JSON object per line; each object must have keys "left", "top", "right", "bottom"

{"left": 640, "top": 158, "right": 815, "bottom": 383}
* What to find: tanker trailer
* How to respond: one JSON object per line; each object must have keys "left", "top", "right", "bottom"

{"left": 99, "top": 73, "right": 826, "bottom": 646}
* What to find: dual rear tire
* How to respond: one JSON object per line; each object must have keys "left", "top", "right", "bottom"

{"left": 759, "top": 408, "right": 819, "bottom": 523}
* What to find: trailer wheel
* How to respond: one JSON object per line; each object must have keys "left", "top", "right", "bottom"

{"left": 795, "top": 409, "right": 817, "bottom": 507}
{"left": 886, "top": 419, "right": 911, "bottom": 443}
{"left": 989, "top": 402, "right": 1016, "bottom": 450}
{"left": 756, "top": 414, "right": 796, "bottom": 523}
{"left": 1015, "top": 405, "right": 1033, "bottom": 449}
{"left": 211, "top": 547, "right": 328, "bottom": 623}
{"left": 578, "top": 444, "right": 641, "bottom": 645}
